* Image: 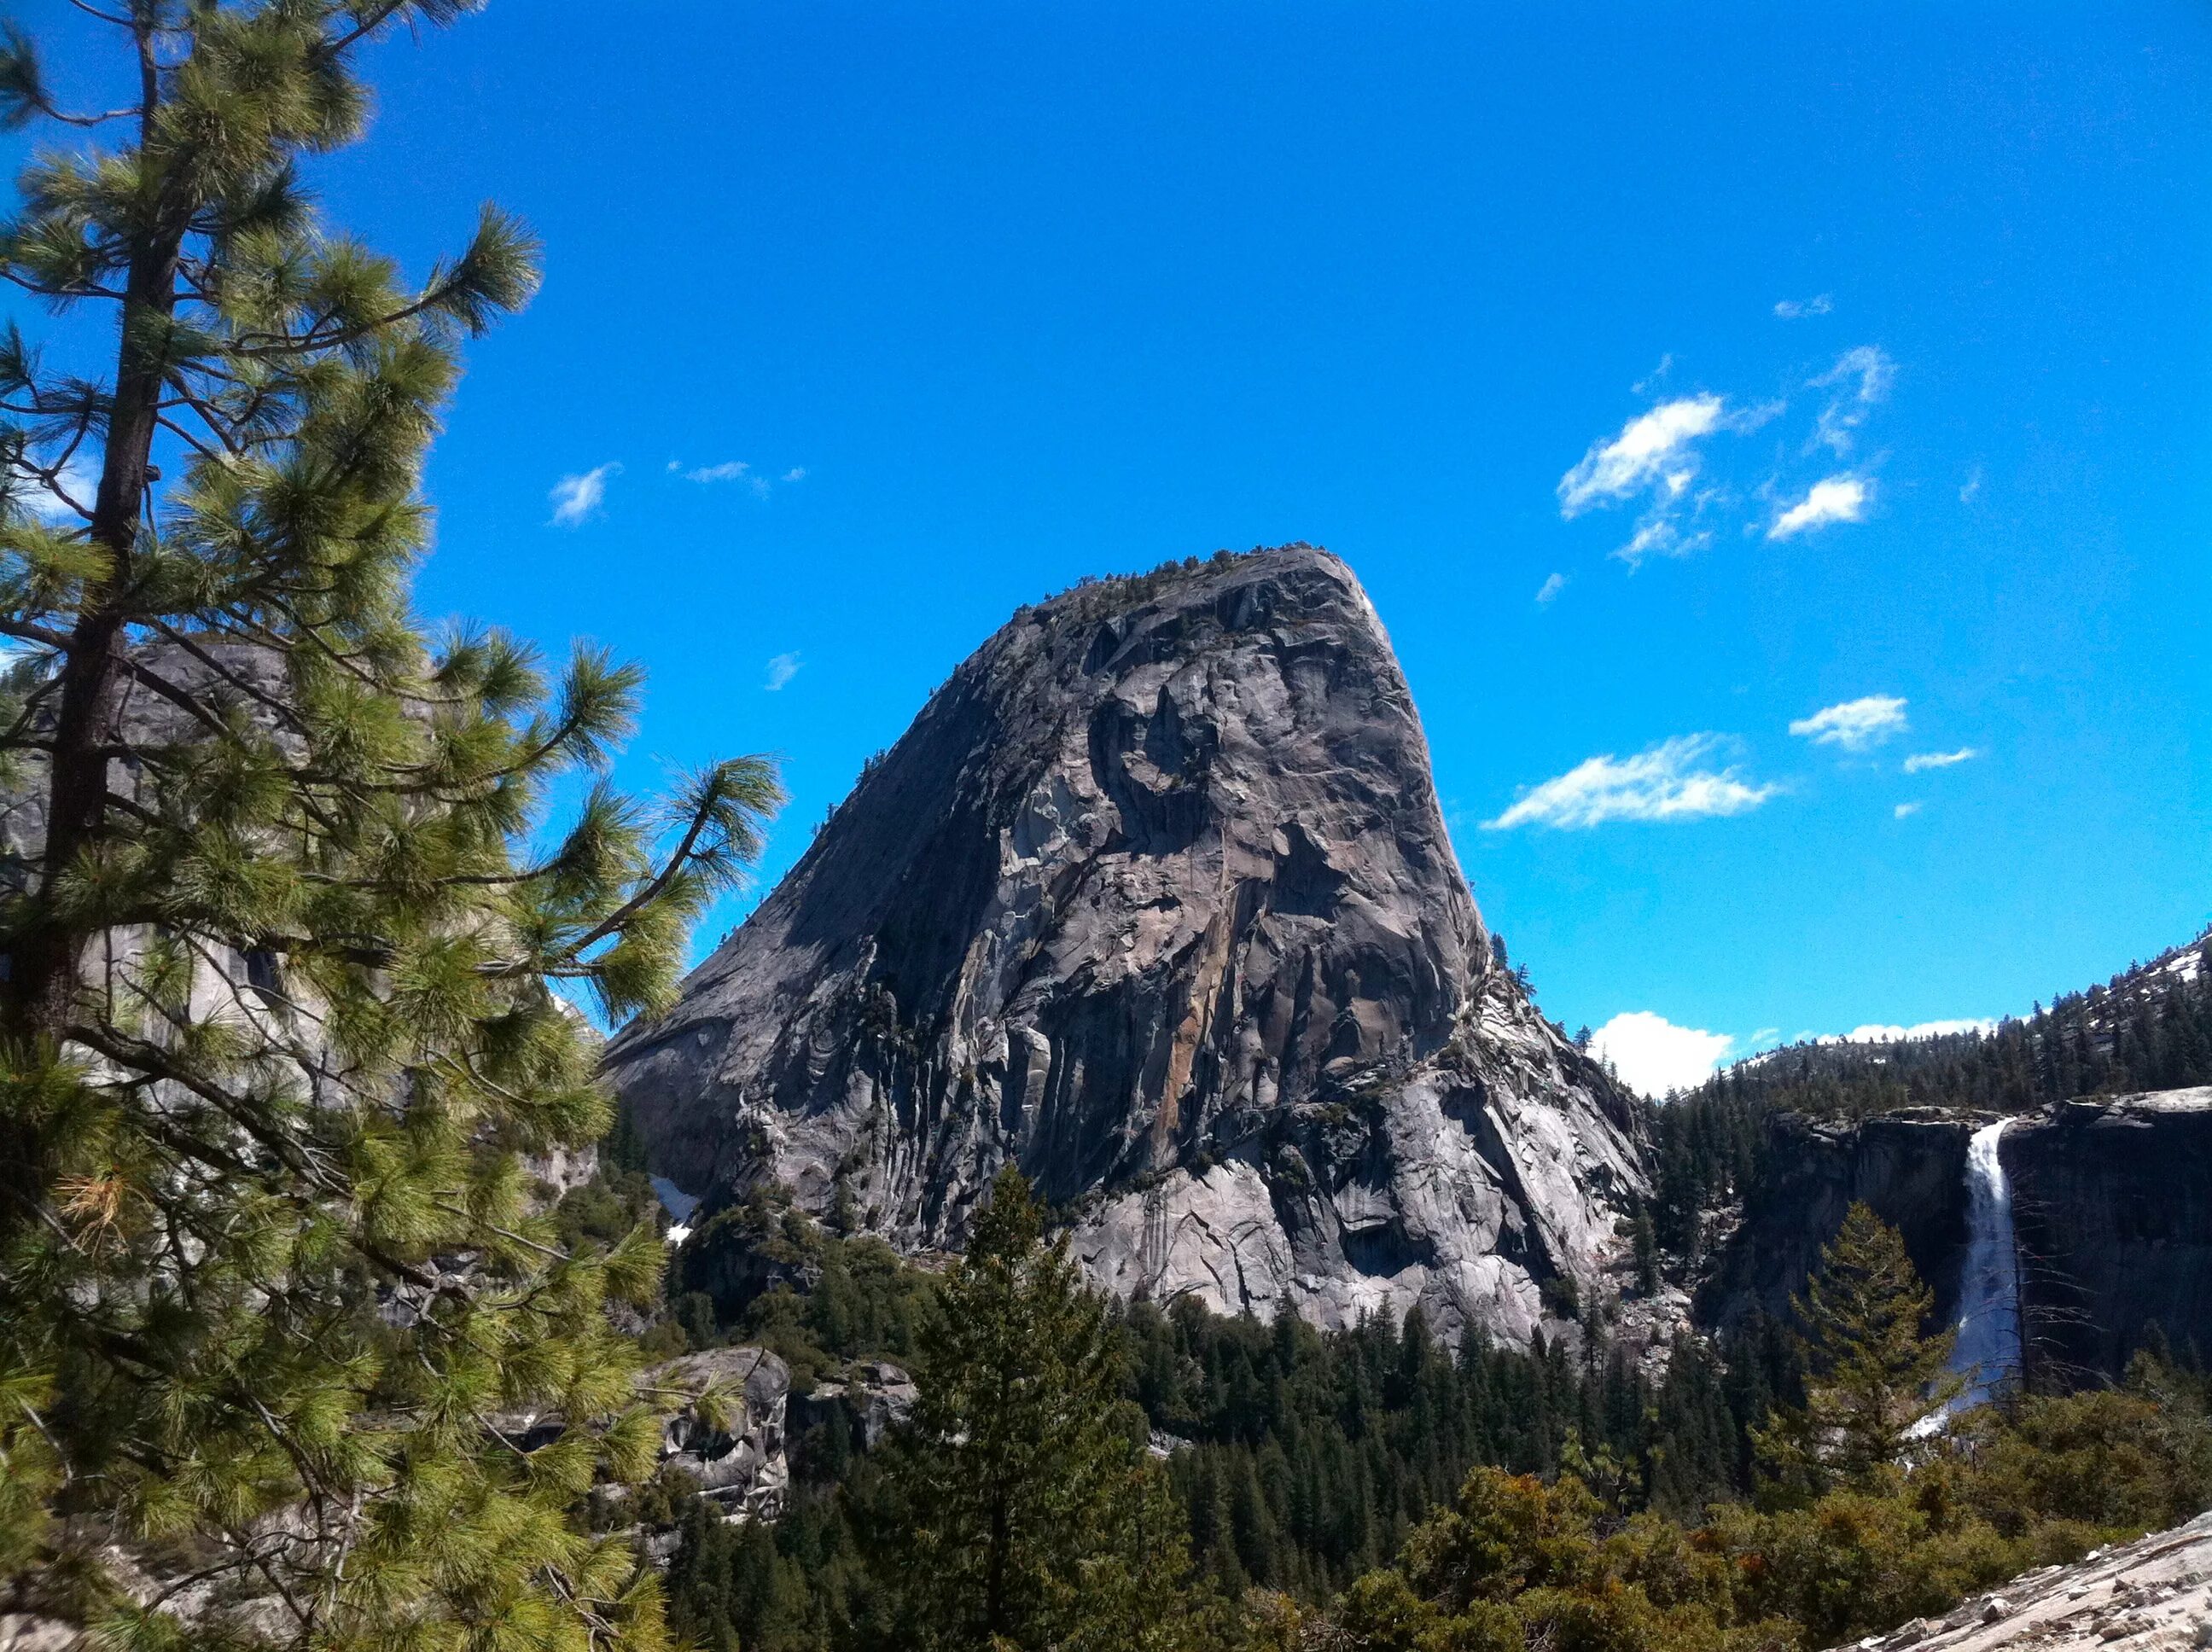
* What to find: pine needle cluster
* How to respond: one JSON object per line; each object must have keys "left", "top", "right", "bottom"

{"left": 0, "top": 8, "right": 779, "bottom": 1650}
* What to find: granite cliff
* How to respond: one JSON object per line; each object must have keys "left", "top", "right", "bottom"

{"left": 1700, "top": 1109, "right": 1976, "bottom": 1330}
{"left": 606, "top": 545, "right": 1647, "bottom": 1345}
{"left": 2007, "top": 1088, "right": 2212, "bottom": 1383}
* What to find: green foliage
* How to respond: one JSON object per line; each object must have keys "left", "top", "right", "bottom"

{"left": 1328, "top": 1468, "right": 1757, "bottom": 1652}
{"left": 1318, "top": 1210, "right": 2212, "bottom": 1652}
{"left": 1753, "top": 1205, "right": 1957, "bottom": 1499}
{"left": 0, "top": 9, "right": 780, "bottom": 1649}
{"left": 1331, "top": 1345, "right": 2212, "bottom": 1652}
{"left": 1133, "top": 1302, "right": 1771, "bottom": 1599}
{"left": 670, "top": 1185, "right": 937, "bottom": 1388}
{"left": 870, "top": 1166, "right": 1213, "bottom": 1650}
{"left": 649, "top": 1189, "right": 2212, "bottom": 1652}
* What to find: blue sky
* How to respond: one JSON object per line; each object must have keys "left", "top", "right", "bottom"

{"left": 18, "top": 3, "right": 2212, "bottom": 1094}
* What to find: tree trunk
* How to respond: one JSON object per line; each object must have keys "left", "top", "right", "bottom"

{"left": 3, "top": 224, "right": 183, "bottom": 1044}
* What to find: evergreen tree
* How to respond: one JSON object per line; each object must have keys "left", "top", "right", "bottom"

{"left": 1755, "top": 1204, "right": 1958, "bottom": 1496}
{"left": 1631, "top": 1209, "right": 1660, "bottom": 1296}
{"left": 0, "top": 7, "right": 779, "bottom": 1649}
{"left": 873, "top": 1167, "right": 1208, "bottom": 1649}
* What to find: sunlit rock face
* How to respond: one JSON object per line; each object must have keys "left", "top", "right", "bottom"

{"left": 605, "top": 545, "right": 1647, "bottom": 1346}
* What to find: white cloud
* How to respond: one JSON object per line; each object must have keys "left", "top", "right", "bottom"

{"left": 1557, "top": 395, "right": 1726, "bottom": 517}
{"left": 763, "top": 651, "right": 801, "bottom": 691}
{"left": 1894, "top": 801, "right": 1922, "bottom": 819}
{"left": 1768, "top": 474, "right": 1870, "bottom": 538}
{"left": 1485, "top": 734, "right": 1776, "bottom": 830}
{"left": 550, "top": 462, "right": 620, "bottom": 526}
{"left": 682, "top": 460, "right": 751, "bottom": 484}
{"left": 17, "top": 453, "right": 101, "bottom": 523}
{"left": 1613, "top": 515, "right": 1713, "bottom": 569}
{"left": 1904, "top": 747, "right": 1978, "bottom": 773}
{"left": 781, "top": 467, "right": 807, "bottom": 483}
{"left": 33, "top": 455, "right": 100, "bottom": 526}
{"left": 1790, "top": 695, "right": 1908, "bottom": 751}
{"left": 1534, "top": 572, "right": 1567, "bottom": 607}
{"left": 1836, "top": 1018, "right": 1996, "bottom": 1044}
{"left": 1959, "top": 466, "right": 1983, "bottom": 504}
{"left": 1807, "top": 345, "right": 1895, "bottom": 456}
{"left": 1592, "top": 1011, "right": 1735, "bottom": 1098}
{"left": 1774, "top": 294, "right": 1835, "bottom": 320}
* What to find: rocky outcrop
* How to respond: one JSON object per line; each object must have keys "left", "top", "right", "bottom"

{"left": 648, "top": 1347, "right": 791, "bottom": 1521}
{"left": 606, "top": 546, "right": 1647, "bottom": 1346}
{"left": 1827, "top": 1508, "right": 2212, "bottom": 1652}
{"left": 792, "top": 1361, "right": 919, "bottom": 1451}
{"left": 2007, "top": 1089, "right": 2212, "bottom": 1383}
{"left": 1701, "top": 1109, "right": 1976, "bottom": 1329}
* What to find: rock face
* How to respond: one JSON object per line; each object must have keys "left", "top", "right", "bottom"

{"left": 1700, "top": 1109, "right": 1976, "bottom": 1329}
{"left": 649, "top": 1347, "right": 792, "bottom": 1521}
{"left": 2007, "top": 1089, "right": 2212, "bottom": 1383}
{"left": 606, "top": 545, "right": 1647, "bottom": 1345}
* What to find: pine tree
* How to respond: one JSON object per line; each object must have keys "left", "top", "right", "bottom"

{"left": 0, "top": 8, "right": 779, "bottom": 1649}
{"left": 1631, "top": 1209, "right": 1660, "bottom": 1296}
{"left": 874, "top": 1166, "right": 1208, "bottom": 1650}
{"left": 1755, "top": 1204, "right": 1958, "bottom": 1496}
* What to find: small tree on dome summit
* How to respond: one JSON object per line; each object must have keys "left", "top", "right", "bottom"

{"left": 0, "top": 6, "right": 780, "bottom": 1649}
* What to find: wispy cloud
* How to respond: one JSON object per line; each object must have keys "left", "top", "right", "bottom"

{"left": 678, "top": 460, "right": 751, "bottom": 484}
{"left": 1592, "top": 1011, "right": 1734, "bottom": 1098}
{"left": 1557, "top": 395, "right": 1726, "bottom": 517}
{"left": 1807, "top": 345, "right": 1894, "bottom": 456}
{"left": 1903, "top": 747, "right": 1977, "bottom": 773}
{"left": 1534, "top": 572, "right": 1567, "bottom": 608}
{"left": 1773, "top": 294, "right": 1835, "bottom": 320}
{"left": 1894, "top": 801, "right": 1923, "bottom": 819}
{"left": 1959, "top": 465, "right": 1984, "bottom": 504}
{"left": 1485, "top": 734, "right": 1775, "bottom": 830}
{"left": 1614, "top": 515, "right": 1713, "bottom": 569}
{"left": 1768, "top": 474, "right": 1869, "bottom": 538}
{"left": 764, "top": 651, "right": 802, "bottom": 691}
{"left": 1790, "top": 694, "right": 1908, "bottom": 751}
{"left": 1631, "top": 355, "right": 1674, "bottom": 397}
{"left": 550, "top": 462, "right": 619, "bottom": 526}
{"left": 667, "top": 458, "right": 806, "bottom": 497}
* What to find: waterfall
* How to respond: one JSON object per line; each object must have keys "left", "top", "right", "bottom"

{"left": 1943, "top": 1119, "right": 2023, "bottom": 1412}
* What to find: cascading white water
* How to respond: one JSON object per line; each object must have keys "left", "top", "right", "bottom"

{"left": 1943, "top": 1119, "right": 2023, "bottom": 1412}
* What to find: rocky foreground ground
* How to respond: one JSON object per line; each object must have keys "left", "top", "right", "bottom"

{"left": 1838, "top": 1512, "right": 2212, "bottom": 1652}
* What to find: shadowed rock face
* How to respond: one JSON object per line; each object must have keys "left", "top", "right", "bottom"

{"left": 2006, "top": 1088, "right": 2212, "bottom": 1383}
{"left": 605, "top": 545, "right": 1647, "bottom": 1345}
{"left": 1699, "top": 1109, "right": 1977, "bottom": 1332}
